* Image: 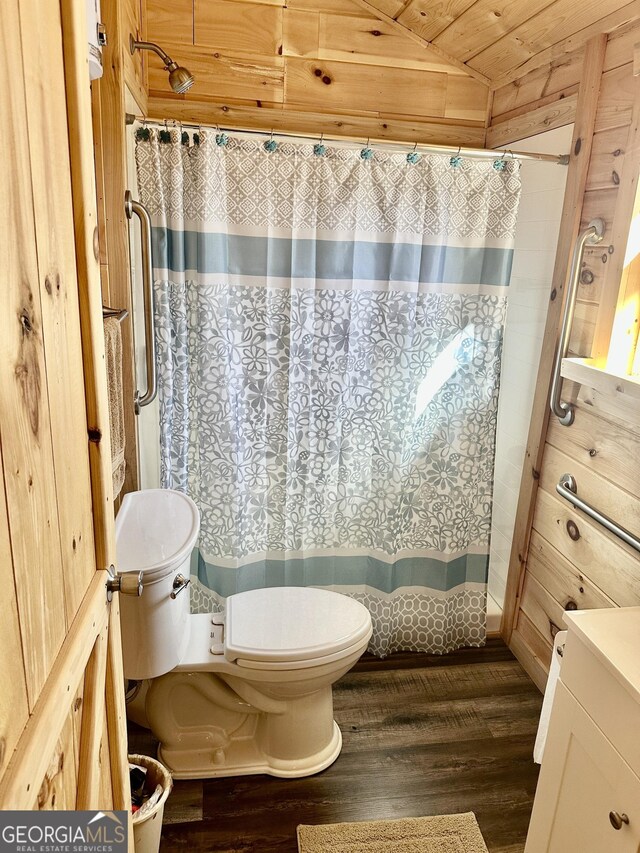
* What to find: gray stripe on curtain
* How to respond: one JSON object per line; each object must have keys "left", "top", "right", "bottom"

{"left": 194, "top": 551, "right": 489, "bottom": 599}
{"left": 152, "top": 227, "right": 514, "bottom": 286}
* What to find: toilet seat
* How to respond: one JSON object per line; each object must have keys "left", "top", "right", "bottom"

{"left": 233, "top": 636, "right": 370, "bottom": 671}
{"left": 224, "top": 587, "right": 372, "bottom": 668}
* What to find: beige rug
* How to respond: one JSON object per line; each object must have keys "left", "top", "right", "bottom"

{"left": 297, "top": 812, "right": 489, "bottom": 853}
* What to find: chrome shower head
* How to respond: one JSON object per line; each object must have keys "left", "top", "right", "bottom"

{"left": 130, "top": 35, "right": 194, "bottom": 94}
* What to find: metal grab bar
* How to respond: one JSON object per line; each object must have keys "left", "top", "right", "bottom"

{"left": 556, "top": 473, "right": 640, "bottom": 554}
{"left": 550, "top": 218, "right": 605, "bottom": 426}
{"left": 125, "top": 191, "right": 157, "bottom": 413}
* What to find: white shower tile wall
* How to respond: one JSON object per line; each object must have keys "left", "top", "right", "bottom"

{"left": 488, "top": 124, "right": 573, "bottom": 610}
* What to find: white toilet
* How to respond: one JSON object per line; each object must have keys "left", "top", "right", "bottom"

{"left": 116, "top": 489, "right": 373, "bottom": 779}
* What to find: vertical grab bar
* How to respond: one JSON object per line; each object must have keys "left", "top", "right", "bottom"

{"left": 125, "top": 190, "right": 157, "bottom": 414}
{"left": 549, "top": 218, "right": 605, "bottom": 426}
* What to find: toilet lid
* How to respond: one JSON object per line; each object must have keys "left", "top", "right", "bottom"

{"left": 116, "top": 489, "right": 200, "bottom": 580}
{"left": 224, "top": 587, "right": 372, "bottom": 664}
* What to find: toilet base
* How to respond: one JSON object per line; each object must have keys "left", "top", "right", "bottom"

{"left": 142, "top": 668, "right": 349, "bottom": 780}
{"left": 158, "top": 721, "right": 342, "bottom": 779}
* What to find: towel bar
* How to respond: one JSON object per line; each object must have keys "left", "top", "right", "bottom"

{"left": 556, "top": 473, "right": 640, "bottom": 553}
{"left": 102, "top": 306, "right": 129, "bottom": 322}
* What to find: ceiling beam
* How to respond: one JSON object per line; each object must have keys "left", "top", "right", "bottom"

{"left": 347, "top": 0, "right": 491, "bottom": 86}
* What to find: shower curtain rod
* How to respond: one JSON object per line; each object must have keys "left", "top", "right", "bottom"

{"left": 126, "top": 113, "right": 569, "bottom": 165}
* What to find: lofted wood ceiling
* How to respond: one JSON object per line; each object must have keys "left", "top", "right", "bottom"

{"left": 145, "top": 0, "right": 640, "bottom": 97}
{"left": 143, "top": 0, "right": 639, "bottom": 144}
{"left": 145, "top": 0, "right": 492, "bottom": 143}
{"left": 363, "top": 0, "right": 640, "bottom": 84}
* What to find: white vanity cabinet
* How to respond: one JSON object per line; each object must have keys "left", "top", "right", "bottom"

{"left": 525, "top": 608, "right": 640, "bottom": 853}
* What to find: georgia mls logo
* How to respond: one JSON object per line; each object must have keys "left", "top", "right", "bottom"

{"left": 0, "top": 810, "right": 128, "bottom": 852}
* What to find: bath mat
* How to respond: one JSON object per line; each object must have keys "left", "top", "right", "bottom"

{"left": 297, "top": 811, "right": 489, "bottom": 853}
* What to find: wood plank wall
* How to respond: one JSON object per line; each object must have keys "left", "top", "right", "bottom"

{"left": 122, "top": 0, "right": 147, "bottom": 113}
{"left": 142, "top": 0, "right": 489, "bottom": 145}
{"left": 489, "top": 22, "right": 640, "bottom": 361}
{"left": 93, "top": 0, "right": 148, "bottom": 498}
{"left": 0, "top": 0, "right": 96, "bottom": 803}
{"left": 0, "top": 0, "right": 131, "bottom": 821}
{"left": 488, "top": 21, "right": 640, "bottom": 690}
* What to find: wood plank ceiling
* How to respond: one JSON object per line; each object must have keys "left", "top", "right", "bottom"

{"left": 144, "top": 0, "right": 491, "bottom": 145}
{"left": 143, "top": 0, "right": 639, "bottom": 144}
{"left": 363, "top": 0, "right": 639, "bottom": 84}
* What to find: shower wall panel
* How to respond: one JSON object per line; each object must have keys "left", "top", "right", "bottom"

{"left": 488, "top": 125, "right": 573, "bottom": 608}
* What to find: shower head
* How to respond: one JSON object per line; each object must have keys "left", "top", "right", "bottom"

{"left": 167, "top": 63, "right": 195, "bottom": 94}
{"left": 130, "top": 35, "right": 194, "bottom": 94}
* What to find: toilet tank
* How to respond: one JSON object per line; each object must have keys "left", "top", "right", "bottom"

{"left": 115, "top": 489, "right": 200, "bottom": 680}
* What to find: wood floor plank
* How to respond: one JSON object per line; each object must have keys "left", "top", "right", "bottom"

{"left": 162, "top": 779, "right": 204, "bottom": 825}
{"left": 128, "top": 641, "right": 541, "bottom": 852}
{"left": 353, "top": 638, "right": 515, "bottom": 671}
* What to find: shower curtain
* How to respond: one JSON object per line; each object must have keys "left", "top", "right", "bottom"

{"left": 135, "top": 129, "right": 520, "bottom": 656}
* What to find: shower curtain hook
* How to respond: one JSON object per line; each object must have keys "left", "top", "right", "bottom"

{"left": 136, "top": 127, "right": 149, "bottom": 141}
{"left": 159, "top": 118, "right": 171, "bottom": 144}
{"left": 313, "top": 132, "right": 327, "bottom": 157}
{"left": 450, "top": 146, "right": 462, "bottom": 168}
{"left": 360, "top": 138, "right": 373, "bottom": 161}
{"left": 493, "top": 149, "right": 508, "bottom": 171}
{"left": 406, "top": 141, "right": 420, "bottom": 165}
{"left": 214, "top": 122, "right": 229, "bottom": 147}
{"left": 135, "top": 116, "right": 151, "bottom": 142}
{"left": 264, "top": 128, "right": 278, "bottom": 153}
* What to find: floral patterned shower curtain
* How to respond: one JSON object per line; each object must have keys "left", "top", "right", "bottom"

{"left": 135, "top": 129, "right": 521, "bottom": 656}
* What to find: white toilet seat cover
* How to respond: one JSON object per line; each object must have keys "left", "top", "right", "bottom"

{"left": 224, "top": 587, "right": 372, "bottom": 664}
{"left": 116, "top": 489, "right": 200, "bottom": 579}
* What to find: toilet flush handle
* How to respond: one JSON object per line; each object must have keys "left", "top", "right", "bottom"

{"left": 171, "top": 573, "right": 191, "bottom": 599}
{"left": 106, "top": 566, "right": 143, "bottom": 602}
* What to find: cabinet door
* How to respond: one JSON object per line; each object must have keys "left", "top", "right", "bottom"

{"left": 0, "top": 0, "right": 130, "bottom": 835}
{"left": 525, "top": 681, "right": 640, "bottom": 852}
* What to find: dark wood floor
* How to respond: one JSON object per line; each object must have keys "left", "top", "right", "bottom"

{"left": 128, "top": 640, "right": 542, "bottom": 853}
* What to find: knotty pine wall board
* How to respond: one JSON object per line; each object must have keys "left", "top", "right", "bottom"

{"left": 145, "top": 0, "right": 490, "bottom": 139}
